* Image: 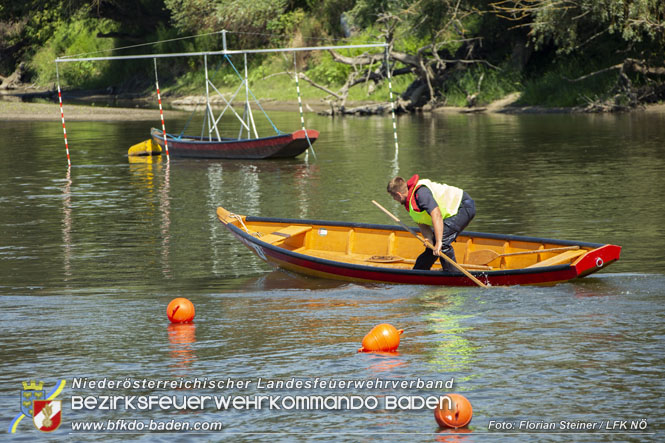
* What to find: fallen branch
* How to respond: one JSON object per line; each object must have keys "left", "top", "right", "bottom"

{"left": 565, "top": 58, "right": 665, "bottom": 83}
{"left": 296, "top": 72, "right": 343, "bottom": 100}
{"left": 328, "top": 50, "right": 385, "bottom": 66}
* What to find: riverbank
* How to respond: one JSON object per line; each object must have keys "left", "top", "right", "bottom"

{"left": 2, "top": 92, "right": 664, "bottom": 121}
{"left": 0, "top": 99, "right": 187, "bottom": 121}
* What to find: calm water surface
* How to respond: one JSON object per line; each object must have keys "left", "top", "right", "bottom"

{"left": 1, "top": 106, "right": 664, "bottom": 442}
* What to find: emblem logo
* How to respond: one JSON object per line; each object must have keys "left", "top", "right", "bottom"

{"left": 33, "top": 400, "right": 62, "bottom": 432}
{"left": 20, "top": 381, "right": 45, "bottom": 417}
{"left": 10, "top": 379, "right": 66, "bottom": 434}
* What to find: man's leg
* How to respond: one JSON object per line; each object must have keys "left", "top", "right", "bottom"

{"left": 439, "top": 193, "right": 476, "bottom": 272}
{"left": 414, "top": 247, "right": 439, "bottom": 270}
{"left": 413, "top": 225, "right": 438, "bottom": 270}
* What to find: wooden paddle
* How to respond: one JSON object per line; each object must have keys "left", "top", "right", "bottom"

{"left": 372, "top": 200, "right": 489, "bottom": 288}
{"left": 467, "top": 245, "right": 580, "bottom": 265}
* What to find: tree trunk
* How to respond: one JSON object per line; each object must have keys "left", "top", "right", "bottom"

{"left": 0, "top": 62, "right": 26, "bottom": 90}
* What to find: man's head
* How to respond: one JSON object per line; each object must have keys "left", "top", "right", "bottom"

{"left": 387, "top": 176, "right": 408, "bottom": 204}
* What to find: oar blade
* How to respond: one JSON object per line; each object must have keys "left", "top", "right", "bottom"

{"left": 467, "top": 249, "right": 500, "bottom": 265}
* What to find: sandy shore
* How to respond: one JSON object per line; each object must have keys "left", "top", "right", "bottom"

{"left": 0, "top": 99, "right": 189, "bottom": 121}
{"left": 2, "top": 94, "right": 664, "bottom": 121}
{"left": 0, "top": 96, "right": 335, "bottom": 121}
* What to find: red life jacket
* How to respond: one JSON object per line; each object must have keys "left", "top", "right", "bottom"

{"left": 404, "top": 174, "right": 422, "bottom": 212}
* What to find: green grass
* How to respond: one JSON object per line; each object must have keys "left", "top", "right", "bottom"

{"left": 442, "top": 65, "right": 522, "bottom": 107}
{"left": 518, "top": 61, "right": 620, "bottom": 107}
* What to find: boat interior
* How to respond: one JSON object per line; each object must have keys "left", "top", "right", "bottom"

{"left": 218, "top": 208, "right": 592, "bottom": 271}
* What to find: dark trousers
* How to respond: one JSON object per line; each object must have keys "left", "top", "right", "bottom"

{"left": 413, "top": 192, "right": 476, "bottom": 272}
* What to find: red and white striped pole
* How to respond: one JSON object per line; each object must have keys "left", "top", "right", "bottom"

{"left": 56, "top": 64, "right": 71, "bottom": 167}
{"left": 154, "top": 58, "right": 170, "bottom": 159}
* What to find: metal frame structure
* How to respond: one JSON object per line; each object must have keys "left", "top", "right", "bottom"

{"left": 54, "top": 30, "right": 393, "bottom": 164}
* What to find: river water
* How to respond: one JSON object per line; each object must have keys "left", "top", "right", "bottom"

{"left": 1, "top": 106, "right": 664, "bottom": 441}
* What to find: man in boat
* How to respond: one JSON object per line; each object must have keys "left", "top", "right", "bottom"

{"left": 387, "top": 175, "right": 476, "bottom": 272}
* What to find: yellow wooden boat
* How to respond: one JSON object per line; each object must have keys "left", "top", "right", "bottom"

{"left": 216, "top": 206, "right": 621, "bottom": 286}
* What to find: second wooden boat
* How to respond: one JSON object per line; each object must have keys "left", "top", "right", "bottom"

{"left": 150, "top": 127, "right": 319, "bottom": 159}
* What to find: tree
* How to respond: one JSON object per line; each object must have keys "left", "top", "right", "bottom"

{"left": 318, "top": 0, "right": 504, "bottom": 111}
{"left": 0, "top": 0, "right": 170, "bottom": 79}
{"left": 164, "top": 0, "right": 294, "bottom": 48}
{"left": 490, "top": 0, "right": 665, "bottom": 109}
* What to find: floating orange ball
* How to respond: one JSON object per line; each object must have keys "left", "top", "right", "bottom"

{"left": 434, "top": 393, "right": 473, "bottom": 428}
{"left": 166, "top": 298, "right": 195, "bottom": 323}
{"left": 358, "top": 323, "right": 404, "bottom": 352}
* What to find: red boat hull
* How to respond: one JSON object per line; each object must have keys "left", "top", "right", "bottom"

{"left": 151, "top": 128, "right": 318, "bottom": 159}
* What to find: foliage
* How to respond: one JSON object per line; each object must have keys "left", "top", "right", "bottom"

{"left": 0, "top": 1, "right": 67, "bottom": 73}
{"left": 490, "top": 0, "right": 665, "bottom": 56}
{"left": 164, "top": 0, "right": 291, "bottom": 47}
{"left": 306, "top": 31, "right": 392, "bottom": 86}
{"left": 30, "top": 12, "right": 118, "bottom": 88}
{"left": 310, "top": 0, "right": 356, "bottom": 37}
{"left": 443, "top": 65, "right": 522, "bottom": 106}
{"left": 307, "top": 52, "right": 351, "bottom": 85}
{"left": 3, "top": 0, "right": 665, "bottom": 108}
{"left": 162, "top": 0, "right": 217, "bottom": 35}
{"left": 348, "top": 0, "right": 477, "bottom": 41}
{"left": 518, "top": 59, "right": 619, "bottom": 107}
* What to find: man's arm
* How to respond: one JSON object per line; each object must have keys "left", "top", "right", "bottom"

{"left": 415, "top": 186, "right": 445, "bottom": 256}
{"left": 430, "top": 206, "right": 444, "bottom": 256}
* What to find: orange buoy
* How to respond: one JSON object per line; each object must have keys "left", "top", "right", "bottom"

{"left": 167, "top": 297, "right": 195, "bottom": 323}
{"left": 434, "top": 393, "right": 473, "bottom": 428}
{"left": 358, "top": 323, "right": 404, "bottom": 352}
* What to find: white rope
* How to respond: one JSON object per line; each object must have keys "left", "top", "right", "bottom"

{"left": 229, "top": 214, "right": 262, "bottom": 237}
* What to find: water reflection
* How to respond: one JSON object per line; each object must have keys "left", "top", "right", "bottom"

{"left": 294, "top": 161, "right": 317, "bottom": 220}
{"left": 167, "top": 323, "right": 197, "bottom": 373}
{"left": 361, "top": 351, "right": 408, "bottom": 374}
{"left": 61, "top": 167, "right": 72, "bottom": 282}
{"left": 160, "top": 160, "right": 171, "bottom": 278}
{"left": 423, "top": 290, "right": 479, "bottom": 378}
{"left": 127, "top": 154, "right": 172, "bottom": 278}
{"left": 207, "top": 162, "right": 227, "bottom": 277}
{"left": 434, "top": 427, "right": 473, "bottom": 442}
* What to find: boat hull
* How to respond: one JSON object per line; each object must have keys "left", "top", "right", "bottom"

{"left": 151, "top": 128, "right": 318, "bottom": 159}
{"left": 217, "top": 208, "right": 621, "bottom": 287}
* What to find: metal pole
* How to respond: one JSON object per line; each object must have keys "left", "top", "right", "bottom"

{"left": 55, "top": 43, "right": 389, "bottom": 63}
{"left": 204, "top": 54, "right": 211, "bottom": 140}
{"left": 154, "top": 58, "right": 170, "bottom": 159}
{"left": 244, "top": 53, "right": 258, "bottom": 139}
{"left": 294, "top": 53, "right": 316, "bottom": 159}
{"left": 204, "top": 55, "right": 221, "bottom": 141}
{"left": 385, "top": 47, "right": 399, "bottom": 156}
{"left": 55, "top": 64, "right": 71, "bottom": 167}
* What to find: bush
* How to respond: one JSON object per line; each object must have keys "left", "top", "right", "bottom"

{"left": 31, "top": 12, "right": 118, "bottom": 88}
{"left": 443, "top": 65, "right": 522, "bottom": 106}
{"left": 519, "top": 60, "right": 618, "bottom": 107}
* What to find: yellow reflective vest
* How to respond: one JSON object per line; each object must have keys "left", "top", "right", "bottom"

{"left": 407, "top": 179, "right": 463, "bottom": 225}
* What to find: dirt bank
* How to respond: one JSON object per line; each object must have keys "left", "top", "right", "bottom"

{"left": 0, "top": 99, "right": 188, "bottom": 121}
{"left": 2, "top": 93, "right": 664, "bottom": 122}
